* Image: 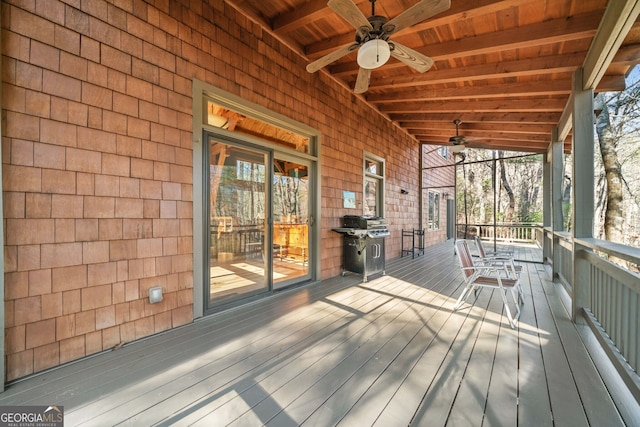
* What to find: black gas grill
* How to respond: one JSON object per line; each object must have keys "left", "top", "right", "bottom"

{"left": 333, "top": 215, "right": 390, "bottom": 282}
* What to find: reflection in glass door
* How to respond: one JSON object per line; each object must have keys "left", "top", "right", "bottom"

{"left": 273, "top": 158, "right": 310, "bottom": 287}
{"left": 208, "top": 138, "right": 269, "bottom": 308}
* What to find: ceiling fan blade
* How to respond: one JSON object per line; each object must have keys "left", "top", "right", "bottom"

{"left": 385, "top": 0, "right": 451, "bottom": 35}
{"left": 306, "top": 43, "right": 357, "bottom": 73}
{"left": 328, "top": 0, "right": 373, "bottom": 31}
{"left": 390, "top": 42, "right": 434, "bottom": 73}
{"left": 354, "top": 67, "right": 371, "bottom": 94}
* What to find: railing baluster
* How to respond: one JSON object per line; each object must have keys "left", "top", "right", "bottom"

{"left": 619, "top": 283, "right": 632, "bottom": 362}
{"left": 615, "top": 276, "right": 622, "bottom": 354}
{"left": 607, "top": 273, "right": 613, "bottom": 338}
{"left": 632, "top": 292, "right": 638, "bottom": 373}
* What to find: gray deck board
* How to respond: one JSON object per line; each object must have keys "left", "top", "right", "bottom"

{"left": 0, "top": 241, "right": 631, "bottom": 427}
{"left": 516, "top": 265, "right": 554, "bottom": 427}
{"left": 445, "top": 290, "right": 504, "bottom": 427}
{"left": 530, "top": 265, "right": 591, "bottom": 427}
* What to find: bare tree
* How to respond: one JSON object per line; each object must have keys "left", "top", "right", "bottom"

{"left": 595, "top": 95, "right": 625, "bottom": 243}
{"left": 594, "top": 79, "right": 640, "bottom": 247}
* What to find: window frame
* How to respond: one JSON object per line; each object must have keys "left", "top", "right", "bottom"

{"left": 363, "top": 152, "right": 386, "bottom": 218}
{"left": 428, "top": 190, "right": 440, "bottom": 231}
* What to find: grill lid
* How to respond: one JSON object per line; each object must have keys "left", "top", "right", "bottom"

{"left": 342, "top": 215, "right": 388, "bottom": 230}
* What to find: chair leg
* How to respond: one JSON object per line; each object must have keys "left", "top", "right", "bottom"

{"left": 454, "top": 286, "right": 470, "bottom": 310}
{"left": 501, "top": 287, "right": 521, "bottom": 328}
{"left": 517, "top": 284, "right": 525, "bottom": 305}
{"left": 454, "top": 284, "right": 476, "bottom": 310}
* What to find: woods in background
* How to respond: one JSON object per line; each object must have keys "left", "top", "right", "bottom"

{"left": 454, "top": 66, "right": 640, "bottom": 271}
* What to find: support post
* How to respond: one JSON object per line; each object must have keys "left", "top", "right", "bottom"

{"left": 543, "top": 136, "right": 552, "bottom": 264}
{"left": 551, "top": 128, "right": 564, "bottom": 279}
{"left": 571, "top": 68, "right": 595, "bottom": 323}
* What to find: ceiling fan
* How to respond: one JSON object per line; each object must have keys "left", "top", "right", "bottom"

{"left": 306, "top": 0, "right": 451, "bottom": 94}
{"left": 449, "top": 119, "right": 480, "bottom": 152}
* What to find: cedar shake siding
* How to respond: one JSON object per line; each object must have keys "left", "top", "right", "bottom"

{"left": 1, "top": 0, "right": 452, "bottom": 381}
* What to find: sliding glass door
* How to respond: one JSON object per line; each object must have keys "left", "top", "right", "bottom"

{"left": 207, "top": 138, "right": 269, "bottom": 308}
{"left": 272, "top": 157, "right": 311, "bottom": 288}
{"left": 205, "top": 136, "right": 315, "bottom": 308}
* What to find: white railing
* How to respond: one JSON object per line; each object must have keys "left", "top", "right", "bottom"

{"left": 577, "top": 239, "right": 640, "bottom": 392}
{"left": 535, "top": 227, "right": 544, "bottom": 249}
{"left": 584, "top": 251, "right": 640, "bottom": 375}
{"left": 556, "top": 233, "right": 574, "bottom": 294}
{"left": 548, "top": 232, "right": 640, "bottom": 400}
{"left": 456, "top": 223, "right": 542, "bottom": 243}
{"left": 505, "top": 226, "right": 640, "bottom": 399}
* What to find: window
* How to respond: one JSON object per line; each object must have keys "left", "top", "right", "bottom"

{"left": 438, "top": 146, "right": 448, "bottom": 158}
{"left": 206, "top": 100, "right": 311, "bottom": 154}
{"left": 364, "top": 153, "right": 385, "bottom": 217}
{"left": 428, "top": 191, "right": 440, "bottom": 230}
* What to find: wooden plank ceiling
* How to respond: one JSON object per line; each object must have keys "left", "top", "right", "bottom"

{"left": 226, "top": 0, "right": 640, "bottom": 153}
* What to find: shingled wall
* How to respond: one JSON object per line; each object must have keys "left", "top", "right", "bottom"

{"left": 1, "top": 0, "right": 452, "bottom": 381}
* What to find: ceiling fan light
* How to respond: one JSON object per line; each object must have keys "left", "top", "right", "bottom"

{"left": 357, "top": 39, "right": 390, "bottom": 69}
{"left": 450, "top": 144, "right": 466, "bottom": 153}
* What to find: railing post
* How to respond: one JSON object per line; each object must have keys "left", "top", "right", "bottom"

{"left": 571, "top": 68, "right": 594, "bottom": 324}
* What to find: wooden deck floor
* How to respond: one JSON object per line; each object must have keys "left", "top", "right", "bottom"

{"left": 0, "top": 241, "right": 630, "bottom": 426}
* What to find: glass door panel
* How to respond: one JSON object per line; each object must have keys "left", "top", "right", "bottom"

{"left": 208, "top": 138, "right": 269, "bottom": 308}
{"left": 272, "top": 158, "right": 310, "bottom": 287}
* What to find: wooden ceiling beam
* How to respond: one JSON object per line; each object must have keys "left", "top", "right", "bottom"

{"left": 366, "top": 80, "right": 572, "bottom": 103}
{"left": 611, "top": 43, "right": 640, "bottom": 64}
{"left": 420, "top": 139, "right": 549, "bottom": 153}
{"left": 402, "top": 122, "right": 553, "bottom": 135}
{"left": 306, "top": 0, "right": 539, "bottom": 56}
{"left": 379, "top": 98, "right": 567, "bottom": 114}
{"left": 272, "top": 0, "right": 329, "bottom": 34}
{"left": 329, "top": 11, "right": 602, "bottom": 75}
{"left": 365, "top": 74, "right": 622, "bottom": 104}
{"left": 389, "top": 112, "right": 562, "bottom": 124}
{"left": 596, "top": 74, "right": 627, "bottom": 92}
{"left": 367, "top": 52, "right": 585, "bottom": 90}
{"left": 410, "top": 130, "right": 550, "bottom": 143}
{"left": 394, "top": 0, "right": 539, "bottom": 36}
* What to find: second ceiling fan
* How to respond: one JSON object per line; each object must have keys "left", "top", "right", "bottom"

{"left": 449, "top": 119, "right": 484, "bottom": 152}
{"left": 306, "top": 0, "right": 451, "bottom": 93}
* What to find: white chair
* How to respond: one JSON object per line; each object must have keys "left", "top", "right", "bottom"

{"left": 474, "top": 235, "right": 513, "bottom": 258}
{"left": 474, "top": 236, "right": 522, "bottom": 278}
{"left": 454, "top": 240, "right": 524, "bottom": 328}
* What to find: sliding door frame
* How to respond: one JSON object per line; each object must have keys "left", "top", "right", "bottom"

{"left": 192, "top": 80, "right": 321, "bottom": 318}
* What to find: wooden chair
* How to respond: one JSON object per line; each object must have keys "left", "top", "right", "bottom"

{"left": 454, "top": 240, "right": 524, "bottom": 328}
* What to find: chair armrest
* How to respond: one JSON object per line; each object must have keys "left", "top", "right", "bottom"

{"left": 472, "top": 265, "right": 504, "bottom": 275}
{"left": 480, "top": 253, "right": 513, "bottom": 259}
{"left": 485, "top": 250, "right": 514, "bottom": 257}
{"left": 475, "top": 259, "right": 509, "bottom": 267}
